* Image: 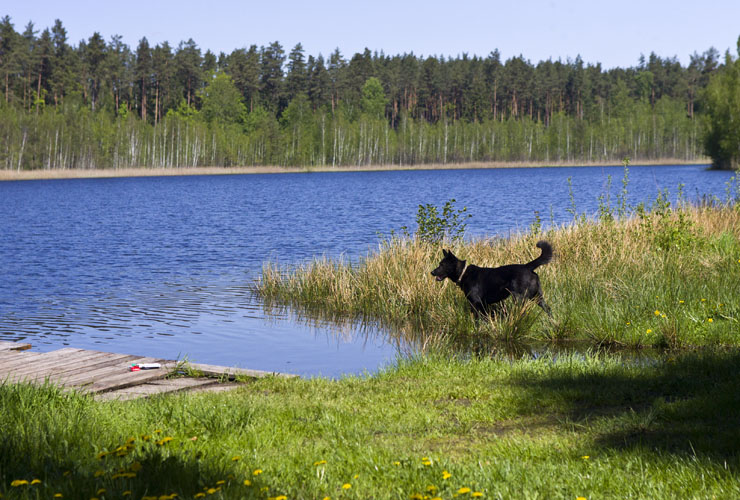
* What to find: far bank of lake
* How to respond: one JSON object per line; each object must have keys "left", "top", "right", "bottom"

{"left": 0, "top": 158, "right": 712, "bottom": 182}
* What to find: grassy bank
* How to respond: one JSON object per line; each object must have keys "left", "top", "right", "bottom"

{"left": 0, "top": 159, "right": 709, "bottom": 181}
{"left": 2, "top": 350, "right": 740, "bottom": 499}
{"left": 258, "top": 203, "right": 740, "bottom": 351}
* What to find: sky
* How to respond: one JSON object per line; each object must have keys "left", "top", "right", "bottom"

{"left": 3, "top": 0, "right": 740, "bottom": 69}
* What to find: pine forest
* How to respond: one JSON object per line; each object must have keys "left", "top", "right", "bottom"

{"left": 0, "top": 16, "right": 733, "bottom": 170}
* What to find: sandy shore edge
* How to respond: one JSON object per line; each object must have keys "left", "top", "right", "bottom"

{"left": 0, "top": 159, "right": 710, "bottom": 181}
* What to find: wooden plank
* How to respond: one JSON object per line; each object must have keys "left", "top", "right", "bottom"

{"left": 96, "top": 378, "right": 219, "bottom": 401}
{"left": 0, "top": 352, "right": 46, "bottom": 375}
{"left": 0, "top": 349, "right": 90, "bottom": 376}
{"left": 190, "top": 383, "right": 243, "bottom": 394}
{"left": 55, "top": 354, "right": 146, "bottom": 387}
{"left": 12, "top": 352, "right": 139, "bottom": 385}
{"left": 74, "top": 357, "right": 178, "bottom": 393}
{"left": 87, "top": 359, "right": 178, "bottom": 393}
{"left": 0, "top": 341, "right": 31, "bottom": 352}
{"left": 186, "top": 362, "right": 296, "bottom": 379}
{"left": 25, "top": 350, "right": 133, "bottom": 378}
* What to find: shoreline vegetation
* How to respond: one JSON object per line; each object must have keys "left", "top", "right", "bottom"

{"left": 257, "top": 195, "right": 740, "bottom": 352}
{"left": 0, "top": 158, "right": 710, "bottom": 181}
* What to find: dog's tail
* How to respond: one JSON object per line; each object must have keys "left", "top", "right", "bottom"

{"left": 525, "top": 240, "right": 553, "bottom": 271}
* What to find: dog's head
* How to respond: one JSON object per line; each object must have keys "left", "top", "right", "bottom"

{"left": 430, "top": 249, "right": 465, "bottom": 282}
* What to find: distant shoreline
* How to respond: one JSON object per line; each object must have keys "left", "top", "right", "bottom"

{"left": 0, "top": 159, "right": 711, "bottom": 181}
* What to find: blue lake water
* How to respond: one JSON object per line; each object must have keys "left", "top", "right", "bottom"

{"left": 0, "top": 165, "right": 736, "bottom": 377}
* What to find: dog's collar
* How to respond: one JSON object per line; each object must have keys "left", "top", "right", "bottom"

{"left": 455, "top": 262, "right": 469, "bottom": 284}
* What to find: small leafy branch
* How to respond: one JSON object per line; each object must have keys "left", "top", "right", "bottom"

{"left": 412, "top": 199, "right": 472, "bottom": 244}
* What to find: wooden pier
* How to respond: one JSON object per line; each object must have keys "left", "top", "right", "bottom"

{"left": 0, "top": 341, "right": 293, "bottom": 401}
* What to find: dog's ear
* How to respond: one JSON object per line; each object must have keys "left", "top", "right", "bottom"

{"left": 446, "top": 249, "right": 456, "bottom": 259}
{"left": 442, "top": 249, "right": 450, "bottom": 257}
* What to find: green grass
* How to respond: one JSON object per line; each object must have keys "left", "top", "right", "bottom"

{"left": 257, "top": 204, "right": 740, "bottom": 351}
{"left": 2, "top": 350, "right": 740, "bottom": 499}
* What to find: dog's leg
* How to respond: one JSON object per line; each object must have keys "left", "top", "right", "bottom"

{"left": 536, "top": 294, "right": 552, "bottom": 317}
{"left": 469, "top": 302, "right": 483, "bottom": 318}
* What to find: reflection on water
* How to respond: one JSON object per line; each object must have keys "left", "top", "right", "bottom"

{"left": 0, "top": 166, "right": 735, "bottom": 377}
{"left": 2, "top": 274, "right": 407, "bottom": 378}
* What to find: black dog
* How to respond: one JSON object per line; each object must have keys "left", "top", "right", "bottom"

{"left": 431, "top": 241, "right": 553, "bottom": 317}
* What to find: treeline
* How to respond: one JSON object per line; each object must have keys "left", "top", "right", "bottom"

{"left": 0, "top": 15, "right": 724, "bottom": 169}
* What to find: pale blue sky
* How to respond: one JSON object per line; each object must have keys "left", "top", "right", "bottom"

{"left": 3, "top": 0, "right": 739, "bottom": 68}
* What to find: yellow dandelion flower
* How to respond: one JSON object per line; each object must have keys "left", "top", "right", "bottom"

{"left": 122, "top": 492, "right": 132, "bottom": 497}
{"left": 96, "top": 489, "right": 106, "bottom": 495}
{"left": 679, "top": 300, "right": 685, "bottom": 304}
{"left": 422, "top": 459, "right": 432, "bottom": 466}
{"left": 156, "top": 436, "right": 174, "bottom": 446}
{"left": 342, "top": 483, "right": 352, "bottom": 490}
{"left": 54, "top": 494, "right": 63, "bottom": 499}
{"left": 701, "top": 298, "right": 707, "bottom": 302}
{"left": 96, "top": 451, "right": 108, "bottom": 459}
{"left": 253, "top": 469, "right": 263, "bottom": 476}
{"left": 273, "top": 496, "right": 288, "bottom": 500}
{"left": 410, "top": 494, "right": 424, "bottom": 500}
{"left": 427, "top": 485, "right": 438, "bottom": 492}
{"left": 472, "top": 493, "right": 484, "bottom": 498}
{"left": 194, "top": 494, "right": 206, "bottom": 499}
{"left": 206, "top": 488, "right": 219, "bottom": 494}
{"left": 11, "top": 480, "right": 29, "bottom": 487}
{"left": 708, "top": 318, "right": 714, "bottom": 323}
{"left": 431, "top": 498, "right": 443, "bottom": 500}
{"left": 577, "top": 497, "right": 587, "bottom": 500}
{"left": 30, "top": 479, "right": 42, "bottom": 485}
{"left": 646, "top": 329, "right": 653, "bottom": 334}
{"left": 654, "top": 310, "right": 660, "bottom": 316}
{"left": 457, "top": 487, "right": 472, "bottom": 494}
{"left": 393, "top": 461, "right": 401, "bottom": 466}
{"left": 581, "top": 455, "right": 590, "bottom": 460}
{"left": 154, "top": 429, "right": 162, "bottom": 433}
{"left": 93, "top": 470, "right": 105, "bottom": 478}
{"left": 243, "top": 479, "right": 252, "bottom": 486}
{"left": 314, "top": 460, "right": 327, "bottom": 466}
{"left": 141, "top": 434, "right": 152, "bottom": 441}
{"left": 322, "top": 497, "right": 331, "bottom": 500}
{"left": 231, "top": 456, "right": 241, "bottom": 461}
{"left": 216, "top": 480, "right": 226, "bottom": 485}
{"left": 442, "top": 470, "right": 452, "bottom": 479}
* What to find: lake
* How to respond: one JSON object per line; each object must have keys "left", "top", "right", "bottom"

{"left": 0, "top": 164, "right": 736, "bottom": 377}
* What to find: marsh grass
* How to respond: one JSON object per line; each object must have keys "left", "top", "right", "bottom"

{"left": 257, "top": 203, "right": 740, "bottom": 352}
{"left": 2, "top": 350, "right": 740, "bottom": 498}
